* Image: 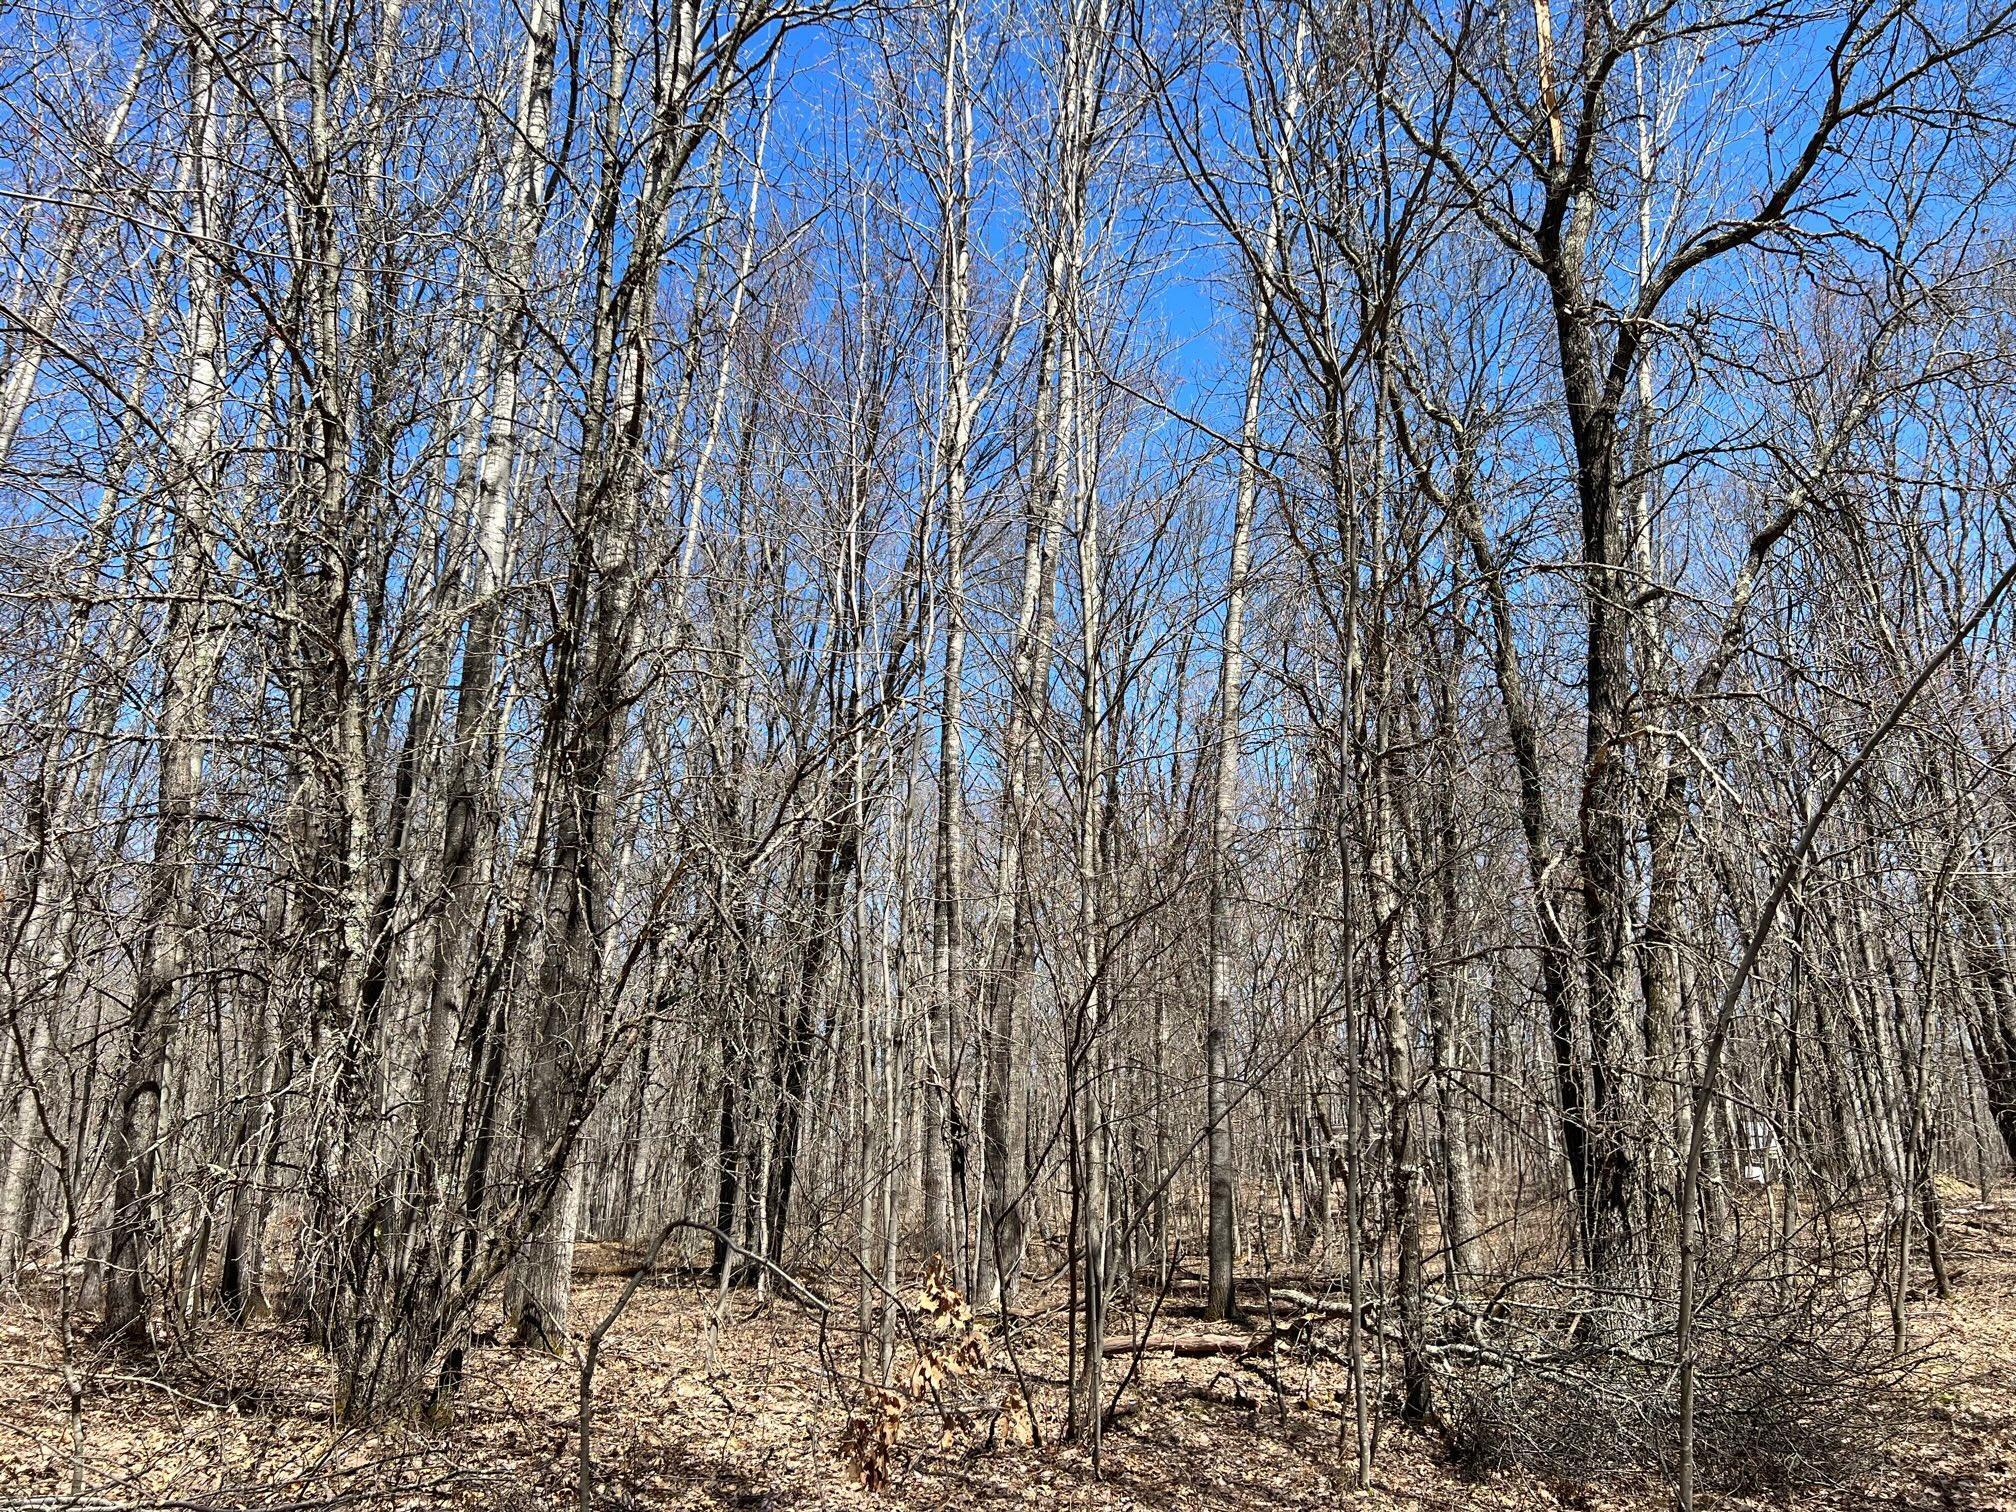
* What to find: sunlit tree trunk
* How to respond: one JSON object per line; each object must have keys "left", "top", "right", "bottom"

{"left": 100, "top": 14, "right": 227, "bottom": 1338}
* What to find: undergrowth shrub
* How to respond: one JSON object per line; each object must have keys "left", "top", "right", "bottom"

{"left": 1438, "top": 1268, "right": 1911, "bottom": 1493}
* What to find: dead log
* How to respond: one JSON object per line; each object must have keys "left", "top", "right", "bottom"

{"left": 1101, "top": 1330, "right": 1270, "bottom": 1357}
{"left": 1265, "top": 1288, "right": 1359, "bottom": 1318}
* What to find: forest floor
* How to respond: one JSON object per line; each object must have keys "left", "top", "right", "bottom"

{"left": 4, "top": 1195, "right": 2016, "bottom": 1511}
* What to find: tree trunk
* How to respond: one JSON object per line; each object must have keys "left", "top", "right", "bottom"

{"left": 100, "top": 24, "right": 226, "bottom": 1339}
